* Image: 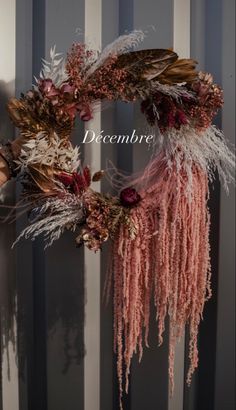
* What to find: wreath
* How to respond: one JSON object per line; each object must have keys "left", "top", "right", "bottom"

{"left": 0, "top": 30, "right": 235, "bottom": 408}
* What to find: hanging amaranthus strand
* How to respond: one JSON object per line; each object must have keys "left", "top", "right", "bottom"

{"left": 107, "top": 153, "right": 212, "bottom": 407}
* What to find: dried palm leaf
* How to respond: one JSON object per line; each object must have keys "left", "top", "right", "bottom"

{"left": 27, "top": 164, "right": 59, "bottom": 193}
{"left": 158, "top": 58, "right": 198, "bottom": 84}
{"left": 7, "top": 98, "right": 45, "bottom": 135}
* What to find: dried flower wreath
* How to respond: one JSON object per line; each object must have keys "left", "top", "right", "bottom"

{"left": 1, "top": 30, "right": 235, "bottom": 408}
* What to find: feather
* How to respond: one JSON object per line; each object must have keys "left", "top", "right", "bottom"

{"left": 116, "top": 49, "right": 178, "bottom": 81}
{"left": 12, "top": 194, "right": 84, "bottom": 248}
{"left": 86, "top": 30, "right": 145, "bottom": 76}
{"left": 154, "top": 82, "right": 195, "bottom": 100}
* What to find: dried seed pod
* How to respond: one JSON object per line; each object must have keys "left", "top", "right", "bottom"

{"left": 92, "top": 170, "right": 105, "bottom": 182}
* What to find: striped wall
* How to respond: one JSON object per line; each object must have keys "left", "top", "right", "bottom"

{"left": 0, "top": 1, "right": 235, "bottom": 409}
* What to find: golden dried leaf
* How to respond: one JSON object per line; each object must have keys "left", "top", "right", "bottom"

{"left": 28, "top": 164, "right": 58, "bottom": 193}
{"left": 158, "top": 58, "right": 198, "bottom": 84}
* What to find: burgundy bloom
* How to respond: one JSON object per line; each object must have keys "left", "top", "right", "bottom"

{"left": 175, "top": 110, "right": 188, "bottom": 127}
{"left": 72, "top": 167, "right": 91, "bottom": 194}
{"left": 120, "top": 187, "right": 141, "bottom": 207}
{"left": 71, "top": 173, "right": 85, "bottom": 195}
{"left": 57, "top": 168, "right": 91, "bottom": 195}
{"left": 166, "top": 111, "right": 176, "bottom": 128}
{"left": 38, "top": 78, "right": 53, "bottom": 93}
{"left": 57, "top": 172, "right": 74, "bottom": 187}
{"left": 82, "top": 166, "right": 91, "bottom": 188}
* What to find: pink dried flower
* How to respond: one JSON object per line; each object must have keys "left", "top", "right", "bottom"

{"left": 60, "top": 83, "right": 75, "bottom": 96}
{"left": 77, "top": 103, "right": 93, "bottom": 121}
{"left": 38, "top": 79, "right": 59, "bottom": 98}
{"left": 192, "top": 81, "right": 210, "bottom": 98}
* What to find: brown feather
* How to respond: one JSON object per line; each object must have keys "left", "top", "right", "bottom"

{"left": 116, "top": 49, "right": 178, "bottom": 81}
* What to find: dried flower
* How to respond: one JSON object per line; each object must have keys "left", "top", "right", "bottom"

{"left": 38, "top": 79, "right": 59, "bottom": 99}
{"left": 57, "top": 166, "right": 91, "bottom": 195}
{"left": 60, "top": 83, "right": 76, "bottom": 96}
{"left": 92, "top": 170, "right": 105, "bottom": 182}
{"left": 57, "top": 171, "right": 74, "bottom": 187}
{"left": 77, "top": 103, "right": 93, "bottom": 121}
{"left": 120, "top": 187, "right": 141, "bottom": 207}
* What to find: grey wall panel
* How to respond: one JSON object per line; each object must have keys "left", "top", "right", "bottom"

{"left": 188, "top": 2, "right": 235, "bottom": 410}
{"left": 215, "top": 0, "right": 235, "bottom": 409}
{"left": 186, "top": 1, "right": 221, "bottom": 409}
{"left": 13, "top": 1, "right": 33, "bottom": 410}
{"left": 116, "top": 0, "right": 134, "bottom": 176}
{"left": 190, "top": 0, "right": 205, "bottom": 65}
{"left": 131, "top": 2, "right": 174, "bottom": 410}
{"left": 45, "top": 0, "right": 85, "bottom": 55}
{"left": 134, "top": 0, "right": 173, "bottom": 49}
{"left": 100, "top": 2, "right": 119, "bottom": 410}
{"left": 46, "top": 238, "right": 85, "bottom": 410}
{"left": 43, "top": 2, "right": 85, "bottom": 410}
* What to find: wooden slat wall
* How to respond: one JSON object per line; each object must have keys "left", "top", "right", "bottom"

{"left": 0, "top": 1, "right": 235, "bottom": 410}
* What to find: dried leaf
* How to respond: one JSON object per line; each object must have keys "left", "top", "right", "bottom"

{"left": 92, "top": 170, "right": 105, "bottom": 182}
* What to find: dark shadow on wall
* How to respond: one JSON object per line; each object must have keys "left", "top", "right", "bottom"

{"left": 46, "top": 235, "right": 85, "bottom": 373}
{"left": 0, "top": 79, "right": 17, "bottom": 408}
{"left": 1, "top": 78, "right": 85, "bottom": 410}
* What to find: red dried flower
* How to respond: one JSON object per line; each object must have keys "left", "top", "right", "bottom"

{"left": 72, "top": 167, "right": 91, "bottom": 194}
{"left": 57, "top": 167, "right": 91, "bottom": 195}
{"left": 57, "top": 172, "right": 74, "bottom": 187}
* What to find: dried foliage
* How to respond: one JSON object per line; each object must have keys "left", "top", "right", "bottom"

{"left": 1, "top": 30, "right": 235, "bottom": 410}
